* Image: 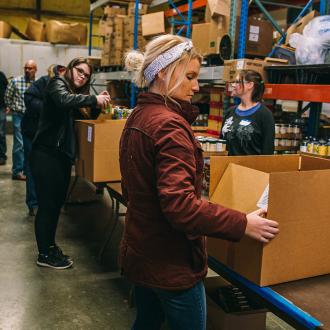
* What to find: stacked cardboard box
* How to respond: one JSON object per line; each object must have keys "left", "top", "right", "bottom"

{"left": 100, "top": 5, "right": 148, "bottom": 66}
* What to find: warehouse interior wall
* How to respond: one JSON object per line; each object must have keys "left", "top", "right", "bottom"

{"left": 0, "top": 0, "right": 104, "bottom": 48}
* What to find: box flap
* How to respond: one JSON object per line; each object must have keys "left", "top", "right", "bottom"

{"left": 210, "top": 155, "right": 299, "bottom": 197}
{"left": 261, "top": 169, "right": 330, "bottom": 285}
{"left": 300, "top": 155, "right": 330, "bottom": 171}
{"left": 210, "top": 163, "right": 269, "bottom": 213}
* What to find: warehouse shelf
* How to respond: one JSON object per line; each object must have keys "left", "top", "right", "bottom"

{"left": 300, "top": 151, "right": 330, "bottom": 159}
{"left": 264, "top": 84, "right": 330, "bottom": 103}
{"left": 93, "top": 65, "right": 225, "bottom": 82}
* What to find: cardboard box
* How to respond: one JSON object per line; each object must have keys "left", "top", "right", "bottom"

{"left": 128, "top": 3, "right": 148, "bottom": 15}
{"left": 234, "top": 17, "right": 274, "bottom": 57}
{"left": 104, "top": 5, "right": 126, "bottom": 16}
{"left": 142, "top": 12, "right": 165, "bottom": 37}
{"left": 223, "top": 58, "right": 266, "bottom": 82}
{"left": 206, "top": 0, "right": 230, "bottom": 18}
{"left": 0, "top": 21, "right": 12, "bottom": 38}
{"left": 75, "top": 119, "right": 126, "bottom": 183}
{"left": 208, "top": 154, "right": 330, "bottom": 286}
{"left": 286, "top": 10, "right": 319, "bottom": 44}
{"left": 205, "top": 276, "right": 266, "bottom": 330}
{"left": 25, "top": 18, "right": 46, "bottom": 41}
{"left": 192, "top": 19, "right": 227, "bottom": 55}
{"left": 87, "top": 56, "right": 101, "bottom": 68}
{"left": 46, "top": 20, "right": 87, "bottom": 45}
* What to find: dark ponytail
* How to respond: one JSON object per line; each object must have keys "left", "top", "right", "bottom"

{"left": 239, "top": 70, "right": 264, "bottom": 102}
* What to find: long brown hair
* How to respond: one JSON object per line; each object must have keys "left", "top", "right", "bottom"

{"left": 238, "top": 70, "right": 265, "bottom": 102}
{"left": 64, "top": 57, "right": 93, "bottom": 94}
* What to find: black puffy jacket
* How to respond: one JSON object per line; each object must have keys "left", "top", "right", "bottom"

{"left": 22, "top": 75, "right": 49, "bottom": 139}
{"left": 33, "top": 76, "right": 99, "bottom": 160}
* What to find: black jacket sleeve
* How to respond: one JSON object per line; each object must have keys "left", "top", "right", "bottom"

{"left": 24, "top": 76, "right": 49, "bottom": 118}
{"left": 260, "top": 106, "right": 275, "bottom": 155}
{"left": 46, "top": 77, "right": 97, "bottom": 110}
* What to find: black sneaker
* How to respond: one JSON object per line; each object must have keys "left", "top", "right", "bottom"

{"left": 37, "top": 252, "right": 73, "bottom": 270}
{"left": 50, "top": 245, "right": 71, "bottom": 261}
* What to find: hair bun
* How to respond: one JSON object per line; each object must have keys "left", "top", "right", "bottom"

{"left": 125, "top": 50, "right": 144, "bottom": 72}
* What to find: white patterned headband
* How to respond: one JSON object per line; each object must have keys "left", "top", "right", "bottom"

{"left": 144, "top": 40, "right": 193, "bottom": 83}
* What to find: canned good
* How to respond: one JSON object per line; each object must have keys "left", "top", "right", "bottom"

{"left": 286, "top": 139, "right": 292, "bottom": 147}
{"left": 274, "top": 139, "right": 279, "bottom": 147}
{"left": 287, "top": 125, "right": 293, "bottom": 134}
{"left": 209, "top": 139, "right": 217, "bottom": 152}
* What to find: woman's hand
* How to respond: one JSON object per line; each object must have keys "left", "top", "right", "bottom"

{"left": 245, "top": 209, "right": 279, "bottom": 243}
{"left": 96, "top": 91, "right": 111, "bottom": 110}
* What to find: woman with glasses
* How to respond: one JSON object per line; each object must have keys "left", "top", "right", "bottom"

{"left": 221, "top": 70, "right": 275, "bottom": 156}
{"left": 30, "top": 57, "right": 111, "bottom": 269}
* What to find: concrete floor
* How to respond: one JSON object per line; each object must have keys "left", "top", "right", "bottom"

{"left": 0, "top": 136, "right": 294, "bottom": 330}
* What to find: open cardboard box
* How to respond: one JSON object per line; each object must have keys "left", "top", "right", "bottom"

{"left": 205, "top": 276, "right": 266, "bottom": 330}
{"left": 208, "top": 155, "right": 330, "bottom": 286}
{"left": 75, "top": 119, "right": 126, "bottom": 183}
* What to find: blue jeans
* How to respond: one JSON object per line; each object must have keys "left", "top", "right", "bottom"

{"left": 23, "top": 135, "right": 38, "bottom": 209}
{"left": 0, "top": 107, "right": 6, "bottom": 159}
{"left": 12, "top": 112, "right": 24, "bottom": 175}
{"left": 132, "top": 281, "right": 206, "bottom": 330}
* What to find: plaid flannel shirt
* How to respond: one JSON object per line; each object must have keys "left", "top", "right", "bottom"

{"left": 4, "top": 75, "right": 34, "bottom": 113}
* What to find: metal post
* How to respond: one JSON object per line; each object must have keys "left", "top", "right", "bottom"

{"left": 88, "top": 11, "right": 93, "bottom": 56}
{"left": 36, "top": 0, "right": 41, "bottom": 20}
{"left": 308, "top": 103, "right": 322, "bottom": 137}
{"left": 130, "top": 0, "right": 140, "bottom": 108}
{"left": 186, "top": 0, "right": 192, "bottom": 38}
{"left": 253, "top": 0, "right": 285, "bottom": 38}
{"left": 229, "top": 0, "right": 237, "bottom": 59}
{"left": 237, "top": 0, "right": 249, "bottom": 58}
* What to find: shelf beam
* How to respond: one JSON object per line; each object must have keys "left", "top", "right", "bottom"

{"left": 264, "top": 84, "right": 330, "bottom": 103}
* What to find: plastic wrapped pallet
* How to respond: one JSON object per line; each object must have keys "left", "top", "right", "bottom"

{"left": 46, "top": 20, "right": 87, "bottom": 45}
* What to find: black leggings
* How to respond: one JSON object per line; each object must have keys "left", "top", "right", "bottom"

{"left": 30, "top": 148, "right": 72, "bottom": 254}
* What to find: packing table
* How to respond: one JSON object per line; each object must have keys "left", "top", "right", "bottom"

{"left": 94, "top": 181, "right": 328, "bottom": 329}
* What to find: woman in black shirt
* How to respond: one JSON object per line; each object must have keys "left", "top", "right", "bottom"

{"left": 220, "top": 70, "right": 275, "bottom": 156}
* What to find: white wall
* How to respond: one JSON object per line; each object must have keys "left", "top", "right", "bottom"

{"left": 0, "top": 38, "right": 101, "bottom": 78}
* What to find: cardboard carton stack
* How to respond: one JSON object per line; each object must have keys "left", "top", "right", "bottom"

{"left": 100, "top": 4, "right": 148, "bottom": 67}
{"left": 208, "top": 87, "right": 224, "bottom": 135}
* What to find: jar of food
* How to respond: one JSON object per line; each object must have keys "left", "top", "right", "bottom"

{"left": 292, "top": 139, "right": 299, "bottom": 147}
{"left": 286, "top": 139, "right": 292, "bottom": 147}
{"left": 293, "top": 125, "right": 300, "bottom": 134}
{"left": 318, "top": 139, "right": 327, "bottom": 156}
{"left": 313, "top": 140, "right": 319, "bottom": 154}
{"left": 307, "top": 137, "right": 315, "bottom": 153}
{"left": 274, "top": 139, "right": 279, "bottom": 147}
{"left": 275, "top": 124, "right": 281, "bottom": 134}
{"left": 279, "top": 139, "right": 286, "bottom": 146}
{"left": 280, "top": 124, "right": 287, "bottom": 135}
{"left": 300, "top": 140, "right": 308, "bottom": 152}
{"left": 287, "top": 125, "right": 293, "bottom": 134}
{"left": 219, "top": 139, "right": 227, "bottom": 151}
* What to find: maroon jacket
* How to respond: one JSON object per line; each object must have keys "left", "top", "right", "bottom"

{"left": 119, "top": 92, "right": 247, "bottom": 290}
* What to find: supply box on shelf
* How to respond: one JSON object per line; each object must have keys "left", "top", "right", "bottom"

{"left": 208, "top": 154, "right": 330, "bottom": 286}
{"left": 205, "top": 276, "right": 267, "bottom": 330}
{"left": 75, "top": 119, "right": 126, "bottom": 183}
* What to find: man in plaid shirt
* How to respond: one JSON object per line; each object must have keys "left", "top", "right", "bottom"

{"left": 5, "top": 60, "right": 37, "bottom": 180}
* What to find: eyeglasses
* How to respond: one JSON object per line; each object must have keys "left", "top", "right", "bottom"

{"left": 74, "top": 66, "right": 90, "bottom": 80}
{"left": 231, "top": 80, "right": 248, "bottom": 85}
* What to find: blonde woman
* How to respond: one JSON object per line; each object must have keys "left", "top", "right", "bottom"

{"left": 119, "top": 35, "right": 279, "bottom": 330}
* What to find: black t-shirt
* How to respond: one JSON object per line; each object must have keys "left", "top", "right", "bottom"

{"left": 220, "top": 103, "right": 275, "bottom": 156}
